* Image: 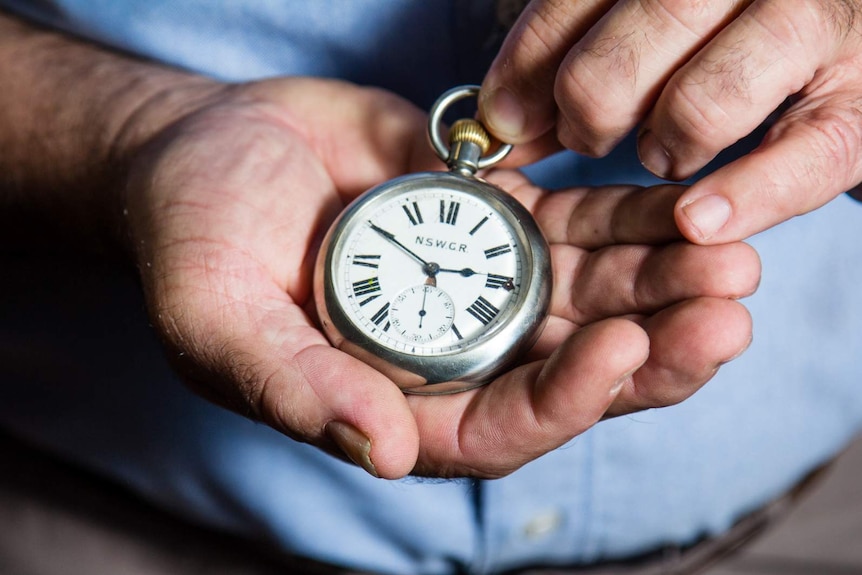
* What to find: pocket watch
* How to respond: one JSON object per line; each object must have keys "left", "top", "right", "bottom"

{"left": 313, "top": 85, "right": 551, "bottom": 395}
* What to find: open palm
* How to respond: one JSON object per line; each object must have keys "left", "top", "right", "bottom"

{"left": 124, "top": 78, "right": 759, "bottom": 479}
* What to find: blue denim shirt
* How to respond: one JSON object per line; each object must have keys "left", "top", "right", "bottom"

{"left": 1, "top": 2, "right": 861, "bottom": 574}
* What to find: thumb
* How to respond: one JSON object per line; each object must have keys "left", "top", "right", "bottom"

{"left": 675, "top": 99, "right": 862, "bottom": 244}
{"left": 286, "top": 344, "right": 420, "bottom": 479}
{"left": 166, "top": 297, "right": 421, "bottom": 480}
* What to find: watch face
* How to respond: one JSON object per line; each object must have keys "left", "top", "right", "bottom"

{"left": 316, "top": 172, "right": 550, "bottom": 390}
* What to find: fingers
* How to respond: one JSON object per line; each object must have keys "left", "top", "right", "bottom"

{"left": 407, "top": 298, "right": 752, "bottom": 478}
{"left": 607, "top": 297, "right": 753, "bottom": 417}
{"left": 555, "top": 0, "right": 750, "bottom": 157}
{"left": 409, "top": 318, "right": 649, "bottom": 478}
{"left": 531, "top": 183, "right": 685, "bottom": 249}
{"left": 675, "top": 91, "right": 862, "bottom": 243}
{"left": 483, "top": 0, "right": 858, "bottom": 206}
{"left": 480, "top": 0, "right": 747, "bottom": 152}
{"left": 480, "top": 0, "right": 614, "bottom": 144}
{"left": 550, "top": 240, "right": 760, "bottom": 325}
{"left": 638, "top": 0, "right": 847, "bottom": 180}
{"left": 488, "top": 172, "right": 685, "bottom": 248}
{"left": 410, "top": 296, "right": 752, "bottom": 478}
{"left": 493, "top": 174, "right": 761, "bottom": 324}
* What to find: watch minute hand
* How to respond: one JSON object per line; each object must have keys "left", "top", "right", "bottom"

{"left": 368, "top": 222, "right": 430, "bottom": 267}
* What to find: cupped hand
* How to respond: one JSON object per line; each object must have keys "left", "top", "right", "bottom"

{"left": 481, "top": 0, "right": 862, "bottom": 244}
{"left": 410, "top": 174, "right": 758, "bottom": 477}
{"left": 123, "top": 77, "right": 759, "bottom": 480}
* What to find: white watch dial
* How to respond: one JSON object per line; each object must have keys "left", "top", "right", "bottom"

{"left": 334, "top": 186, "right": 524, "bottom": 356}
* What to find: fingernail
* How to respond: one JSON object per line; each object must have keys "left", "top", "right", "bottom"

{"left": 326, "top": 421, "right": 378, "bottom": 478}
{"left": 481, "top": 86, "right": 525, "bottom": 141}
{"left": 637, "top": 129, "right": 673, "bottom": 179}
{"left": 680, "top": 195, "right": 732, "bottom": 241}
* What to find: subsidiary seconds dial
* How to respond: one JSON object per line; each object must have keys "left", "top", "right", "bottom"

{"left": 389, "top": 284, "right": 455, "bottom": 344}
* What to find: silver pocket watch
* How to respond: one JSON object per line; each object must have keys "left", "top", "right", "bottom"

{"left": 313, "top": 85, "right": 551, "bottom": 395}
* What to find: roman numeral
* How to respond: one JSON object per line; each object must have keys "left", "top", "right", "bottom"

{"left": 402, "top": 201, "right": 423, "bottom": 226}
{"left": 484, "top": 244, "right": 512, "bottom": 259}
{"left": 439, "top": 200, "right": 460, "bottom": 226}
{"left": 485, "top": 273, "right": 515, "bottom": 291}
{"left": 352, "top": 277, "right": 381, "bottom": 301}
{"left": 469, "top": 216, "right": 489, "bottom": 236}
{"left": 451, "top": 325, "right": 463, "bottom": 340}
{"left": 352, "top": 254, "right": 381, "bottom": 269}
{"left": 466, "top": 296, "right": 499, "bottom": 326}
{"left": 370, "top": 302, "right": 390, "bottom": 329}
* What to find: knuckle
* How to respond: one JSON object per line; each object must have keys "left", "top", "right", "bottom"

{"left": 770, "top": 103, "right": 862, "bottom": 208}
{"left": 553, "top": 85, "right": 624, "bottom": 156}
{"left": 806, "top": 104, "right": 862, "bottom": 171}
{"left": 661, "top": 72, "right": 738, "bottom": 152}
{"left": 554, "top": 39, "right": 641, "bottom": 154}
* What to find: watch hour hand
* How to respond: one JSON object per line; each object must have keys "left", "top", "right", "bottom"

{"left": 438, "top": 267, "right": 516, "bottom": 292}
{"left": 438, "top": 266, "right": 479, "bottom": 277}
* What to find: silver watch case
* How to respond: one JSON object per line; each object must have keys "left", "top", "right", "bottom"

{"left": 313, "top": 171, "right": 551, "bottom": 395}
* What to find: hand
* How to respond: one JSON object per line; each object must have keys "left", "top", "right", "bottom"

{"left": 480, "top": 0, "right": 862, "bottom": 244}
{"left": 124, "top": 77, "right": 759, "bottom": 480}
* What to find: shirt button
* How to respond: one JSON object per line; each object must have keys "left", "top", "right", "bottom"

{"left": 522, "top": 510, "right": 565, "bottom": 540}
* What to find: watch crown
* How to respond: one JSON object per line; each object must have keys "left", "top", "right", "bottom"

{"left": 448, "top": 119, "right": 491, "bottom": 154}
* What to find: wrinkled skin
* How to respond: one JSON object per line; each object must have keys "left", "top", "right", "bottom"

{"left": 481, "top": 0, "right": 862, "bottom": 243}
